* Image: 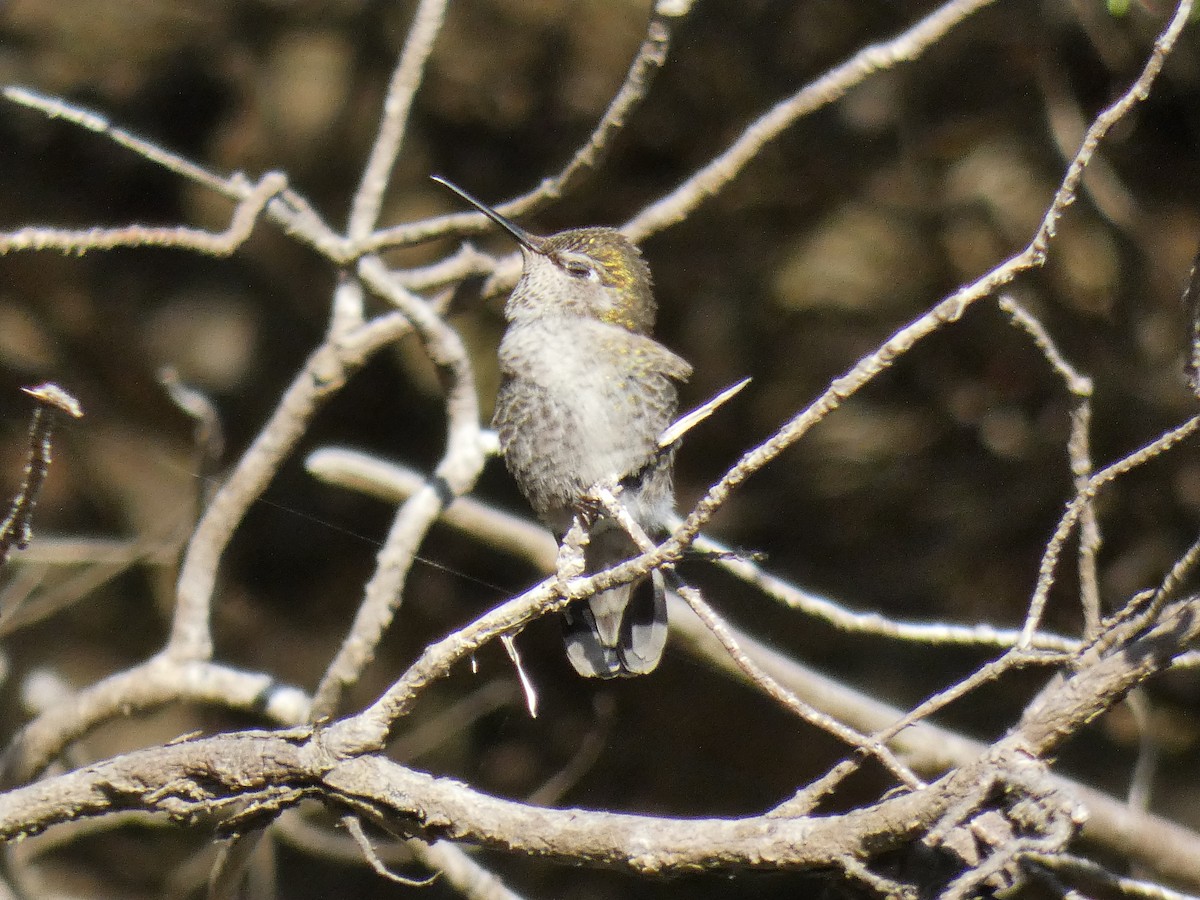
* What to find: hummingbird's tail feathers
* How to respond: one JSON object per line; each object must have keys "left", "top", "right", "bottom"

{"left": 560, "top": 571, "right": 668, "bottom": 679}
{"left": 615, "top": 569, "right": 668, "bottom": 675}
{"left": 562, "top": 600, "right": 624, "bottom": 678}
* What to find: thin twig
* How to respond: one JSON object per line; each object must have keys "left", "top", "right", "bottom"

{"left": 343, "top": 815, "right": 438, "bottom": 886}
{"left": 623, "top": 0, "right": 999, "bottom": 241}
{"left": 0, "top": 172, "right": 286, "bottom": 257}
{"left": 308, "top": 261, "right": 485, "bottom": 720}
{"left": 689, "top": 527, "right": 1080, "bottom": 653}
{"left": 0, "top": 385, "right": 82, "bottom": 570}
{"left": 3, "top": 86, "right": 232, "bottom": 196}
{"left": 872, "top": 648, "right": 1069, "bottom": 751}
{"left": 361, "top": 2, "right": 695, "bottom": 252}
{"left": 2, "top": 87, "right": 350, "bottom": 262}
{"left": 594, "top": 485, "right": 921, "bottom": 785}
{"left": 1019, "top": 414, "right": 1200, "bottom": 648}
{"left": 346, "top": 0, "right": 449, "bottom": 241}
{"left": 1071, "top": 403, "right": 1104, "bottom": 636}
{"left": 673, "top": 583, "right": 922, "bottom": 789}
{"left": 997, "top": 294, "right": 1103, "bottom": 636}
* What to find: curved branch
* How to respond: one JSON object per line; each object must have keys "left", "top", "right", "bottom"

{"left": 347, "top": 0, "right": 450, "bottom": 240}
{"left": 622, "top": 0, "right": 999, "bottom": 241}
{"left": 168, "top": 312, "right": 415, "bottom": 661}
{"left": 308, "top": 260, "right": 486, "bottom": 719}
{"left": 9, "top": 586, "right": 1200, "bottom": 890}
{"left": 361, "top": 2, "right": 696, "bottom": 252}
{"left": 2, "top": 658, "right": 309, "bottom": 784}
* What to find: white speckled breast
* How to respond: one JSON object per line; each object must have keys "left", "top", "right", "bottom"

{"left": 493, "top": 315, "right": 690, "bottom": 533}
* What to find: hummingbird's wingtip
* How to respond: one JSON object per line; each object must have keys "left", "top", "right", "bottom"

{"left": 658, "top": 376, "right": 752, "bottom": 448}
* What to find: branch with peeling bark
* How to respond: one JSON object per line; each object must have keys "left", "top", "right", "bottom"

{"left": 0, "top": 588, "right": 1193, "bottom": 885}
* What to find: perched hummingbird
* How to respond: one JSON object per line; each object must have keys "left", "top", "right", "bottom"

{"left": 433, "top": 176, "right": 693, "bottom": 678}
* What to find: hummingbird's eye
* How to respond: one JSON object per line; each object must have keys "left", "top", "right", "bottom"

{"left": 562, "top": 258, "right": 599, "bottom": 282}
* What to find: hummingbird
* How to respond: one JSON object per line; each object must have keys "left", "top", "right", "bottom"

{"left": 433, "top": 176, "right": 693, "bottom": 678}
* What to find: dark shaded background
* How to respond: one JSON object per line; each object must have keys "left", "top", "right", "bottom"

{"left": 1, "top": 0, "right": 1199, "bottom": 896}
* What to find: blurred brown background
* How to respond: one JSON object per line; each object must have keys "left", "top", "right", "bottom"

{"left": 1, "top": 0, "right": 1199, "bottom": 896}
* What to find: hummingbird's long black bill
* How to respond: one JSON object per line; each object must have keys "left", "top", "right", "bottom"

{"left": 430, "top": 175, "right": 542, "bottom": 253}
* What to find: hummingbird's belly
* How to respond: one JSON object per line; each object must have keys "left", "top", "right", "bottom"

{"left": 494, "top": 323, "right": 672, "bottom": 528}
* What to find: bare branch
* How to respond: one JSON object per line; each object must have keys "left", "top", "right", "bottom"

{"left": 0, "top": 384, "right": 82, "bottom": 570}
{"left": 168, "top": 311, "right": 416, "bottom": 662}
{"left": 0, "top": 0, "right": 1196, "bottom": 894}
{"left": 0, "top": 172, "right": 286, "bottom": 257}
{"left": 2, "top": 87, "right": 350, "bottom": 262}
{"left": 3, "top": 86, "right": 234, "bottom": 197}
{"left": 4, "top": 607, "right": 1197, "bottom": 891}
{"left": 998, "top": 294, "right": 1104, "bottom": 636}
{"left": 0, "top": 733, "right": 1053, "bottom": 876}
{"left": 362, "top": 2, "right": 696, "bottom": 252}
{"left": 308, "top": 260, "right": 486, "bottom": 720}
{"left": 619, "top": 0, "right": 1194, "bottom": 627}
{"left": 668, "top": 597, "right": 1200, "bottom": 884}
{"left": 347, "top": 0, "right": 450, "bottom": 241}
{"left": 306, "top": 447, "right": 1200, "bottom": 880}
{"left": 623, "top": 0, "right": 999, "bottom": 241}
{"left": 3, "top": 659, "right": 309, "bottom": 785}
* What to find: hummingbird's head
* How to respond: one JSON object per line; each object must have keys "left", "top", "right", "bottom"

{"left": 431, "top": 176, "right": 656, "bottom": 333}
{"left": 516, "top": 227, "right": 655, "bottom": 333}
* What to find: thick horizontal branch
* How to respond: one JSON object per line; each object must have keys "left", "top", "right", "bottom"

{"left": 0, "top": 727, "right": 1001, "bottom": 876}
{"left": 1, "top": 594, "right": 1197, "bottom": 884}
{"left": 2, "top": 656, "right": 310, "bottom": 783}
{"left": 306, "top": 449, "right": 1200, "bottom": 884}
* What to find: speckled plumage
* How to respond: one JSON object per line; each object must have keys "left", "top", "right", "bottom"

{"left": 494, "top": 228, "right": 692, "bottom": 678}
{"left": 432, "top": 177, "right": 692, "bottom": 678}
{"left": 495, "top": 318, "right": 690, "bottom": 532}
